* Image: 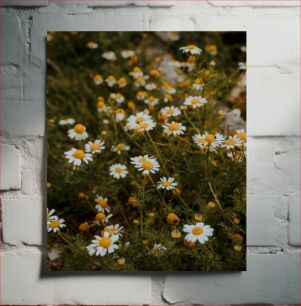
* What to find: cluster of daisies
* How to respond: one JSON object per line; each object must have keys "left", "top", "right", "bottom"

{"left": 47, "top": 208, "right": 66, "bottom": 233}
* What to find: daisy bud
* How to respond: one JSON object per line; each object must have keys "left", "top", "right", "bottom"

{"left": 172, "top": 188, "right": 182, "bottom": 197}
{"left": 78, "top": 192, "right": 88, "bottom": 201}
{"left": 166, "top": 213, "right": 180, "bottom": 226}
{"left": 79, "top": 222, "right": 89, "bottom": 232}
{"left": 117, "top": 258, "right": 125, "bottom": 265}
{"left": 142, "top": 239, "right": 149, "bottom": 245}
{"left": 233, "top": 217, "right": 240, "bottom": 225}
{"left": 194, "top": 214, "right": 203, "bottom": 222}
{"left": 47, "top": 182, "right": 52, "bottom": 188}
{"left": 233, "top": 234, "right": 244, "bottom": 241}
{"left": 207, "top": 201, "right": 216, "bottom": 209}
{"left": 171, "top": 230, "right": 182, "bottom": 239}
{"left": 184, "top": 240, "right": 195, "bottom": 248}
{"left": 128, "top": 196, "right": 139, "bottom": 207}
{"left": 234, "top": 244, "right": 242, "bottom": 252}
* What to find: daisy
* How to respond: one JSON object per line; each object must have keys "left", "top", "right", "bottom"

{"left": 118, "top": 77, "right": 127, "bottom": 88}
{"left": 121, "top": 50, "right": 135, "bottom": 59}
{"left": 183, "top": 222, "right": 213, "bottom": 244}
{"left": 85, "top": 139, "right": 105, "bottom": 154}
{"left": 180, "top": 44, "right": 202, "bottom": 55}
{"left": 223, "top": 135, "right": 243, "bottom": 150}
{"left": 149, "top": 69, "right": 160, "bottom": 78}
{"left": 110, "top": 93, "right": 125, "bottom": 104}
{"left": 105, "top": 75, "right": 117, "bottom": 87}
{"left": 238, "top": 62, "right": 246, "bottom": 70}
{"left": 163, "top": 121, "right": 186, "bottom": 136}
{"left": 164, "top": 94, "right": 173, "bottom": 103}
{"left": 93, "top": 74, "right": 103, "bottom": 85}
{"left": 86, "top": 232, "right": 119, "bottom": 256}
{"left": 160, "top": 106, "right": 181, "bottom": 118}
{"left": 47, "top": 217, "right": 66, "bottom": 233}
{"left": 95, "top": 212, "right": 112, "bottom": 224}
{"left": 130, "top": 155, "right": 160, "bottom": 175}
{"left": 192, "top": 132, "right": 225, "bottom": 150}
{"left": 86, "top": 41, "right": 98, "bottom": 49}
{"left": 109, "top": 163, "right": 128, "bottom": 179}
{"left": 151, "top": 243, "right": 167, "bottom": 256}
{"left": 184, "top": 96, "right": 207, "bottom": 109}
{"left": 111, "top": 143, "right": 130, "bottom": 155}
{"left": 136, "top": 91, "right": 148, "bottom": 101}
{"left": 145, "top": 83, "right": 157, "bottom": 91}
{"left": 95, "top": 195, "right": 110, "bottom": 213}
{"left": 103, "top": 224, "right": 124, "bottom": 237}
{"left": 157, "top": 177, "right": 178, "bottom": 190}
{"left": 65, "top": 148, "right": 93, "bottom": 166}
{"left": 144, "top": 96, "right": 159, "bottom": 107}
{"left": 134, "top": 75, "right": 149, "bottom": 88}
{"left": 130, "top": 66, "right": 143, "bottom": 78}
{"left": 236, "top": 129, "right": 246, "bottom": 143}
{"left": 206, "top": 44, "right": 218, "bottom": 56}
{"left": 102, "top": 51, "right": 117, "bottom": 61}
{"left": 115, "top": 108, "right": 126, "bottom": 122}
{"left": 126, "top": 112, "right": 156, "bottom": 132}
{"left": 67, "top": 123, "right": 89, "bottom": 140}
{"left": 192, "top": 78, "right": 204, "bottom": 91}
{"left": 97, "top": 99, "right": 108, "bottom": 113}
{"left": 58, "top": 118, "right": 75, "bottom": 126}
{"left": 165, "top": 85, "right": 176, "bottom": 95}
{"left": 47, "top": 208, "right": 56, "bottom": 221}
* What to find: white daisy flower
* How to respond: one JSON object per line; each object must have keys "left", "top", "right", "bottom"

{"left": 180, "top": 44, "right": 202, "bottom": 55}
{"left": 136, "top": 91, "right": 148, "bottom": 101}
{"left": 134, "top": 75, "right": 149, "bottom": 88}
{"left": 192, "top": 132, "right": 225, "bottom": 151}
{"left": 109, "top": 163, "right": 128, "bottom": 179}
{"left": 145, "top": 83, "right": 157, "bottom": 91}
{"left": 93, "top": 74, "right": 103, "bottom": 85}
{"left": 67, "top": 123, "right": 89, "bottom": 141}
{"left": 115, "top": 108, "right": 126, "bottom": 122}
{"left": 97, "top": 97, "right": 108, "bottom": 113}
{"left": 65, "top": 148, "right": 93, "bottom": 166}
{"left": 184, "top": 96, "right": 207, "bottom": 109}
{"left": 111, "top": 143, "right": 130, "bottom": 155}
{"left": 223, "top": 135, "right": 243, "bottom": 150}
{"left": 95, "top": 195, "right": 110, "bottom": 213}
{"left": 126, "top": 112, "right": 156, "bottom": 132}
{"left": 47, "top": 208, "right": 56, "bottom": 221}
{"left": 153, "top": 243, "right": 167, "bottom": 251}
{"left": 58, "top": 118, "right": 75, "bottom": 126}
{"left": 87, "top": 41, "right": 98, "bottom": 49}
{"left": 130, "top": 155, "right": 160, "bottom": 175}
{"left": 192, "top": 78, "right": 204, "bottom": 91}
{"left": 110, "top": 93, "right": 125, "bottom": 104}
{"left": 183, "top": 222, "right": 213, "bottom": 244}
{"left": 103, "top": 224, "right": 124, "bottom": 237}
{"left": 85, "top": 139, "right": 105, "bottom": 154}
{"left": 238, "top": 62, "right": 246, "bottom": 70}
{"left": 144, "top": 96, "right": 159, "bottom": 107}
{"left": 47, "top": 217, "right": 66, "bottom": 233}
{"left": 157, "top": 177, "right": 178, "bottom": 190}
{"left": 165, "top": 86, "right": 176, "bottom": 95}
{"left": 121, "top": 50, "right": 135, "bottom": 58}
{"left": 102, "top": 51, "right": 117, "bottom": 61}
{"left": 129, "top": 66, "right": 143, "bottom": 78}
{"left": 86, "top": 232, "right": 119, "bottom": 257}
{"left": 163, "top": 121, "right": 186, "bottom": 136}
{"left": 118, "top": 77, "right": 127, "bottom": 88}
{"left": 236, "top": 129, "right": 247, "bottom": 143}
{"left": 160, "top": 106, "right": 181, "bottom": 118}
{"left": 105, "top": 75, "right": 117, "bottom": 87}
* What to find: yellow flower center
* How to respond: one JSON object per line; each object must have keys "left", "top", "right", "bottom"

{"left": 199, "top": 137, "right": 207, "bottom": 144}
{"left": 141, "top": 160, "right": 153, "bottom": 170}
{"left": 162, "top": 181, "right": 172, "bottom": 187}
{"left": 95, "top": 212, "right": 106, "bottom": 222}
{"left": 116, "top": 143, "right": 125, "bottom": 151}
{"left": 206, "top": 134, "right": 215, "bottom": 143}
{"left": 99, "top": 237, "right": 112, "bottom": 248}
{"left": 73, "top": 150, "right": 85, "bottom": 160}
{"left": 107, "top": 75, "right": 115, "bottom": 81}
{"left": 187, "top": 55, "right": 196, "bottom": 63}
{"left": 115, "top": 167, "right": 123, "bottom": 174}
{"left": 50, "top": 220, "right": 60, "bottom": 228}
{"left": 104, "top": 227, "right": 115, "bottom": 235}
{"left": 97, "top": 101, "right": 106, "bottom": 109}
{"left": 192, "top": 226, "right": 203, "bottom": 236}
{"left": 133, "top": 66, "right": 141, "bottom": 73}
{"left": 148, "top": 96, "right": 155, "bottom": 102}
{"left": 138, "top": 122, "right": 149, "bottom": 129}
{"left": 90, "top": 143, "right": 100, "bottom": 151}
{"left": 73, "top": 124, "right": 85, "bottom": 134}
{"left": 226, "top": 139, "right": 237, "bottom": 146}
{"left": 191, "top": 98, "right": 200, "bottom": 105}
{"left": 98, "top": 199, "right": 108, "bottom": 207}
{"left": 166, "top": 109, "right": 174, "bottom": 115}
{"left": 187, "top": 44, "right": 197, "bottom": 50}
{"left": 94, "top": 75, "right": 102, "bottom": 81}
{"left": 171, "top": 230, "right": 181, "bottom": 239}
{"left": 135, "top": 117, "right": 145, "bottom": 124}
{"left": 119, "top": 77, "right": 126, "bottom": 83}
{"left": 168, "top": 122, "right": 180, "bottom": 131}
{"left": 237, "top": 132, "right": 246, "bottom": 141}
{"left": 195, "top": 78, "right": 203, "bottom": 84}
{"left": 116, "top": 109, "right": 125, "bottom": 115}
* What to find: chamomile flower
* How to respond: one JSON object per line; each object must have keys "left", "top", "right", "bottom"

{"left": 105, "top": 75, "right": 117, "bottom": 87}
{"left": 149, "top": 69, "right": 160, "bottom": 78}
{"left": 236, "top": 129, "right": 247, "bottom": 143}
{"left": 97, "top": 97, "right": 108, "bottom": 113}
{"left": 47, "top": 217, "right": 66, "bottom": 233}
{"left": 163, "top": 121, "right": 186, "bottom": 136}
{"left": 110, "top": 93, "right": 125, "bottom": 104}
{"left": 157, "top": 177, "right": 178, "bottom": 190}
{"left": 130, "top": 66, "right": 143, "bottom": 78}
{"left": 165, "top": 85, "right": 176, "bottom": 95}
{"left": 136, "top": 91, "right": 148, "bottom": 101}
{"left": 131, "top": 155, "right": 160, "bottom": 175}
{"left": 102, "top": 51, "right": 117, "bottom": 61}
{"left": 134, "top": 75, "right": 149, "bottom": 88}
{"left": 86, "top": 232, "right": 119, "bottom": 256}
{"left": 65, "top": 148, "right": 93, "bottom": 166}
{"left": 103, "top": 224, "right": 124, "bottom": 237}
{"left": 183, "top": 222, "right": 213, "bottom": 244}
{"left": 184, "top": 96, "right": 207, "bottom": 109}
{"left": 192, "top": 132, "right": 225, "bottom": 150}
{"left": 126, "top": 112, "right": 156, "bottom": 132}
{"left": 109, "top": 163, "right": 128, "bottom": 179}
{"left": 151, "top": 243, "right": 167, "bottom": 256}
{"left": 93, "top": 74, "right": 103, "bottom": 85}
{"left": 47, "top": 208, "right": 56, "bottom": 221}
{"left": 145, "top": 83, "right": 157, "bottom": 91}
{"left": 67, "top": 123, "right": 89, "bottom": 140}
{"left": 206, "top": 44, "right": 218, "bottom": 56}
{"left": 95, "top": 212, "right": 112, "bottom": 224}
{"left": 95, "top": 195, "right": 110, "bottom": 213}
{"left": 192, "top": 78, "right": 204, "bottom": 91}
{"left": 58, "top": 118, "right": 75, "bottom": 126}
{"left": 121, "top": 50, "right": 135, "bottom": 59}
{"left": 180, "top": 44, "right": 202, "bottom": 55}
{"left": 144, "top": 96, "right": 159, "bottom": 107}
{"left": 111, "top": 143, "right": 130, "bottom": 155}
{"left": 238, "top": 62, "right": 246, "bottom": 70}
{"left": 160, "top": 106, "right": 181, "bottom": 118}
{"left": 115, "top": 108, "right": 126, "bottom": 122}
{"left": 85, "top": 139, "right": 105, "bottom": 154}
{"left": 86, "top": 41, "right": 98, "bottom": 49}
{"left": 223, "top": 135, "right": 243, "bottom": 150}
{"left": 118, "top": 77, "right": 127, "bottom": 88}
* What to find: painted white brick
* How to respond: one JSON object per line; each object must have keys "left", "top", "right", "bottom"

{"left": 248, "top": 137, "right": 299, "bottom": 197}
{"left": 2, "top": 198, "right": 43, "bottom": 246}
{"left": 2, "top": 13, "right": 24, "bottom": 65}
{"left": 207, "top": 0, "right": 300, "bottom": 7}
{"left": 0, "top": 0, "right": 48, "bottom": 6}
{"left": 2, "top": 251, "right": 151, "bottom": 304}
{"left": 102, "top": 13, "right": 143, "bottom": 30}
{"left": 0, "top": 143, "right": 21, "bottom": 191}
{"left": 148, "top": 1, "right": 175, "bottom": 7}
{"left": 248, "top": 66, "right": 300, "bottom": 136}
{"left": 163, "top": 253, "right": 300, "bottom": 304}
{"left": 288, "top": 193, "right": 300, "bottom": 246}
{"left": 149, "top": 15, "right": 194, "bottom": 31}
{"left": 87, "top": 0, "right": 147, "bottom": 6}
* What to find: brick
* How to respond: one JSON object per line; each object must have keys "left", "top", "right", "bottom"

{"left": 0, "top": 143, "right": 21, "bottom": 191}
{"left": 148, "top": 1, "right": 175, "bottom": 7}
{"left": 163, "top": 253, "right": 300, "bottom": 304}
{"left": 288, "top": 193, "right": 300, "bottom": 246}
{"left": 2, "top": 198, "right": 43, "bottom": 246}
{"left": 102, "top": 13, "right": 142, "bottom": 30}
{"left": 149, "top": 15, "right": 194, "bottom": 31}
{"left": 248, "top": 66, "right": 299, "bottom": 136}
{"left": 2, "top": 13, "right": 24, "bottom": 65}
{"left": 86, "top": 0, "right": 146, "bottom": 7}
{"left": 207, "top": 0, "right": 300, "bottom": 7}
{"left": 2, "top": 251, "right": 151, "bottom": 304}
{"left": 0, "top": 0, "right": 48, "bottom": 6}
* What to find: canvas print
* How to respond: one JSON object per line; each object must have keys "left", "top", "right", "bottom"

{"left": 47, "top": 31, "right": 246, "bottom": 271}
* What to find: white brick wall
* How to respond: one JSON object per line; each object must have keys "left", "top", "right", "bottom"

{"left": 1, "top": 1, "right": 300, "bottom": 304}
